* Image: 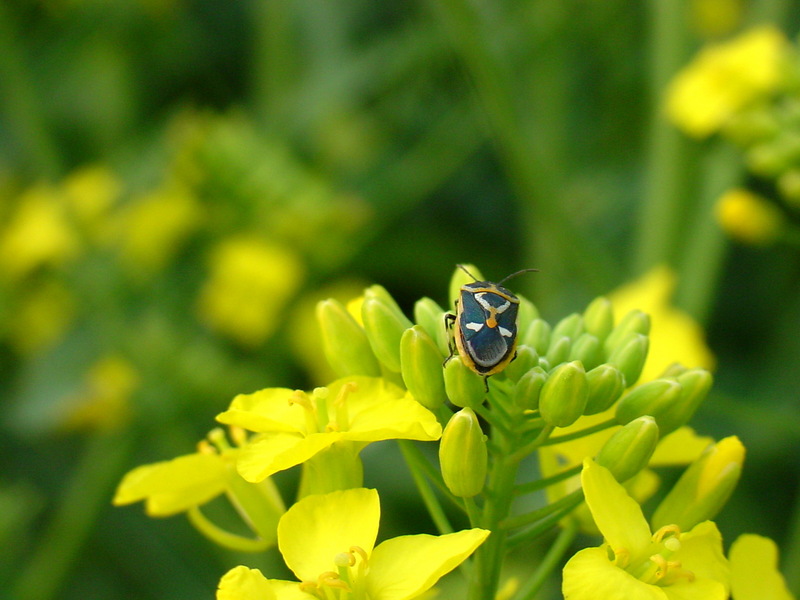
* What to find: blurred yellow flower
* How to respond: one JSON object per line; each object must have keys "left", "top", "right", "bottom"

{"left": 690, "top": 0, "right": 744, "bottom": 38}
{"left": 62, "top": 164, "right": 121, "bottom": 241}
{"left": 0, "top": 185, "right": 80, "bottom": 281}
{"left": 198, "top": 237, "right": 305, "bottom": 347}
{"left": 715, "top": 188, "right": 784, "bottom": 245}
{"left": 729, "top": 534, "right": 795, "bottom": 600}
{"left": 7, "top": 279, "right": 75, "bottom": 355}
{"left": 609, "top": 266, "right": 715, "bottom": 383}
{"left": 115, "top": 181, "right": 202, "bottom": 275}
{"left": 666, "top": 26, "right": 788, "bottom": 138}
{"left": 59, "top": 355, "right": 139, "bottom": 432}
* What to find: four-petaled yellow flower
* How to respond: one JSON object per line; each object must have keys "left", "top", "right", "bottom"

{"left": 729, "top": 534, "right": 795, "bottom": 600}
{"left": 217, "top": 488, "right": 489, "bottom": 600}
{"left": 562, "top": 459, "right": 729, "bottom": 600}
{"left": 216, "top": 376, "right": 442, "bottom": 485}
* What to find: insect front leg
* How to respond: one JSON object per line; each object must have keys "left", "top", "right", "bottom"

{"left": 443, "top": 311, "right": 457, "bottom": 367}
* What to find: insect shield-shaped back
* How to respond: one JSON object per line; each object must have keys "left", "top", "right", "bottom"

{"left": 455, "top": 280, "right": 522, "bottom": 376}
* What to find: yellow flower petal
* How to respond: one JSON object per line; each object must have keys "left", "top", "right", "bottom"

{"left": 581, "top": 459, "right": 652, "bottom": 559}
{"left": 113, "top": 453, "right": 226, "bottom": 516}
{"left": 278, "top": 488, "right": 380, "bottom": 583}
{"left": 217, "top": 566, "right": 277, "bottom": 600}
{"left": 346, "top": 392, "right": 442, "bottom": 441}
{"left": 676, "top": 521, "right": 730, "bottom": 592}
{"left": 366, "top": 529, "right": 490, "bottom": 600}
{"left": 730, "top": 534, "right": 794, "bottom": 600}
{"left": 217, "top": 388, "right": 304, "bottom": 433}
{"left": 236, "top": 431, "right": 344, "bottom": 483}
{"left": 563, "top": 547, "right": 668, "bottom": 600}
{"left": 650, "top": 427, "right": 714, "bottom": 466}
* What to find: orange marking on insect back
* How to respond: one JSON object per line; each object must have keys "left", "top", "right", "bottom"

{"left": 486, "top": 312, "right": 498, "bottom": 328}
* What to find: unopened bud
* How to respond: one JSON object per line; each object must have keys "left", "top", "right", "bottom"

{"left": 615, "top": 378, "right": 683, "bottom": 434}
{"left": 545, "top": 335, "right": 572, "bottom": 368}
{"left": 603, "top": 310, "right": 650, "bottom": 356}
{"left": 512, "top": 366, "right": 547, "bottom": 410}
{"left": 552, "top": 313, "right": 584, "bottom": 341}
{"left": 400, "top": 326, "right": 447, "bottom": 410}
{"left": 522, "top": 318, "right": 551, "bottom": 356}
{"left": 596, "top": 416, "right": 659, "bottom": 482}
{"left": 317, "top": 299, "right": 381, "bottom": 377}
{"left": 439, "top": 408, "right": 488, "bottom": 498}
{"left": 414, "top": 297, "right": 450, "bottom": 356}
{"left": 449, "top": 264, "right": 483, "bottom": 309}
{"left": 504, "top": 345, "right": 539, "bottom": 382}
{"left": 607, "top": 333, "right": 649, "bottom": 386}
{"left": 569, "top": 333, "right": 601, "bottom": 371}
{"left": 651, "top": 436, "right": 745, "bottom": 531}
{"left": 539, "top": 361, "right": 588, "bottom": 427}
{"left": 583, "top": 296, "right": 614, "bottom": 341}
{"left": 584, "top": 364, "right": 626, "bottom": 415}
{"left": 516, "top": 295, "right": 540, "bottom": 333}
{"left": 444, "top": 355, "right": 485, "bottom": 409}
{"left": 361, "top": 286, "right": 413, "bottom": 372}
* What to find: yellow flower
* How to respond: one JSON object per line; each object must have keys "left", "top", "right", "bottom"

{"left": 115, "top": 181, "right": 202, "bottom": 275}
{"left": 216, "top": 376, "right": 441, "bottom": 488}
{"left": 0, "top": 185, "right": 80, "bottom": 281}
{"left": 217, "top": 488, "right": 489, "bottom": 600}
{"left": 690, "top": 0, "right": 744, "bottom": 38}
{"left": 729, "top": 534, "right": 795, "bottom": 600}
{"left": 562, "top": 459, "right": 729, "bottom": 600}
{"left": 609, "top": 266, "right": 715, "bottom": 383}
{"left": 715, "top": 188, "right": 784, "bottom": 245}
{"left": 666, "top": 26, "right": 788, "bottom": 138}
{"left": 198, "top": 236, "right": 304, "bottom": 347}
{"left": 62, "top": 164, "right": 121, "bottom": 241}
{"left": 59, "top": 355, "right": 138, "bottom": 432}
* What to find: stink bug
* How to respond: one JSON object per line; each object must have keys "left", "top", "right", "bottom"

{"left": 445, "top": 265, "right": 538, "bottom": 383}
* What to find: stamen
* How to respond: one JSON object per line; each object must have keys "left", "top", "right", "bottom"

{"left": 331, "top": 381, "right": 357, "bottom": 431}
{"left": 612, "top": 546, "right": 630, "bottom": 568}
{"left": 289, "top": 390, "right": 314, "bottom": 410}
{"left": 229, "top": 426, "right": 247, "bottom": 447}
{"left": 206, "top": 428, "right": 230, "bottom": 452}
{"left": 318, "top": 572, "right": 351, "bottom": 592}
{"left": 653, "top": 524, "right": 682, "bottom": 544}
{"left": 197, "top": 439, "right": 217, "bottom": 455}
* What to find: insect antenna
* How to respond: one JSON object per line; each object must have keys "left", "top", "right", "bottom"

{"left": 456, "top": 264, "right": 480, "bottom": 281}
{"left": 497, "top": 268, "right": 539, "bottom": 287}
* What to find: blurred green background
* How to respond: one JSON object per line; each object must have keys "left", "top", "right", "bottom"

{"left": 1, "top": 0, "right": 799, "bottom": 598}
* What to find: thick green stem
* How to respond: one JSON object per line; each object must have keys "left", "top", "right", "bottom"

{"left": 514, "top": 521, "right": 578, "bottom": 600}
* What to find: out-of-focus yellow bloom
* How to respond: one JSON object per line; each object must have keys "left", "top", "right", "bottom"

{"left": 7, "top": 279, "right": 75, "bottom": 355}
{"left": 715, "top": 188, "right": 784, "bottom": 245}
{"left": 115, "top": 182, "right": 202, "bottom": 275}
{"left": 198, "top": 237, "right": 304, "bottom": 347}
{"left": 666, "top": 26, "right": 788, "bottom": 138}
{"left": 690, "top": 0, "right": 744, "bottom": 38}
{"left": 609, "top": 266, "right": 715, "bottom": 383}
{"left": 0, "top": 185, "right": 80, "bottom": 281}
{"left": 729, "top": 534, "right": 795, "bottom": 600}
{"left": 62, "top": 164, "right": 121, "bottom": 241}
{"left": 60, "top": 355, "right": 138, "bottom": 432}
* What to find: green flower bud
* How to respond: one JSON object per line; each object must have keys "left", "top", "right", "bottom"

{"left": 583, "top": 296, "right": 614, "bottom": 341}
{"left": 516, "top": 294, "right": 540, "bottom": 332}
{"left": 596, "top": 416, "right": 659, "bottom": 482}
{"left": 449, "top": 263, "right": 483, "bottom": 308}
{"left": 317, "top": 299, "right": 381, "bottom": 377}
{"left": 607, "top": 333, "right": 649, "bottom": 386}
{"left": 569, "top": 333, "right": 601, "bottom": 371}
{"left": 659, "top": 362, "right": 690, "bottom": 378}
{"left": 414, "top": 297, "right": 450, "bottom": 356}
{"left": 537, "top": 356, "right": 551, "bottom": 371}
{"left": 603, "top": 310, "right": 650, "bottom": 357}
{"left": 584, "top": 364, "right": 626, "bottom": 415}
{"left": 552, "top": 313, "right": 584, "bottom": 341}
{"left": 522, "top": 318, "right": 551, "bottom": 356}
{"left": 669, "top": 369, "right": 714, "bottom": 431}
{"left": 545, "top": 335, "right": 572, "bottom": 368}
{"left": 444, "top": 355, "right": 485, "bottom": 409}
{"left": 539, "top": 361, "right": 588, "bottom": 427}
{"left": 361, "top": 287, "right": 413, "bottom": 372}
{"left": 615, "top": 378, "right": 683, "bottom": 434}
{"left": 400, "top": 325, "right": 447, "bottom": 410}
{"left": 651, "top": 436, "right": 745, "bottom": 531}
{"left": 439, "top": 408, "right": 488, "bottom": 498}
{"left": 504, "top": 345, "right": 539, "bottom": 382}
{"left": 513, "top": 366, "right": 547, "bottom": 410}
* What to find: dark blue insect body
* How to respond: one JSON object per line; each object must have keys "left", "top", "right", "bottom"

{"left": 445, "top": 266, "right": 537, "bottom": 378}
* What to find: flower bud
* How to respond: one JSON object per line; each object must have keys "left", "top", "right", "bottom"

{"left": 539, "top": 361, "right": 588, "bottom": 427}
{"left": 414, "top": 297, "right": 450, "bottom": 356}
{"left": 615, "top": 378, "right": 683, "bottom": 434}
{"left": 569, "top": 333, "right": 601, "bottom": 371}
{"left": 659, "top": 362, "right": 690, "bottom": 378}
{"left": 583, "top": 296, "right": 614, "bottom": 341}
{"left": 545, "top": 335, "right": 572, "bottom": 368}
{"left": 400, "top": 325, "right": 447, "bottom": 410}
{"left": 444, "top": 355, "right": 485, "bottom": 409}
{"left": 596, "top": 416, "right": 659, "bottom": 482}
{"left": 317, "top": 299, "right": 381, "bottom": 377}
{"left": 668, "top": 369, "right": 714, "bottom": 431}
{"left": 512, "top": 366, "right": 547, "bottom": 410}
{"left": 516, "top": 295, "right": 540, "bottom": 332}
{"left": 504, "top": 345, "right": 539, "bottom": 382}
{"left": 439, "top": 408, "right": 488, "bottom": 498}
{"left": 606, "top": 333, "right": 649, "bottom": 386}
{"left": 552, "top": 313, "right": 584, "bottom": 341}
{"left": 449, "top": 263, "right": 483, "bottom": 308}
{"left": 603, "top": 310, "right": 650, "bottom": 357}
{"left": 651, "top": 436, "right": 745, "bottom": 531}
{"left": 522, "top": 318, "right": 551, "bottom": 355}
{"left": 361, "top": 287, "right": 413, "bottom": 372}
{"left": 584, "top": 364, "right": 626, "bottom": 415}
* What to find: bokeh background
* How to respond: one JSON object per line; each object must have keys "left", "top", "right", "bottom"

{"left": 1, "top": 0, "right": 799, "bottom": 598}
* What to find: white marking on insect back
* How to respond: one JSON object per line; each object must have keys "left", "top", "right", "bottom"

{"left": 498, "top": 326, "right": 513, "bottom": 337}
{"left": 465, "top": 322, "right": 484, "bottom": 332}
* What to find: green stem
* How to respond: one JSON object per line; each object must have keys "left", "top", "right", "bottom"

{"left": 186, "top": 507, "right": 272, "bottom": 553}
{"left": 506, "top": 492, "right": 584, "bottom": 550}
{"left": 513, "top": 464, "right": 582, "bottom": 496}
{"left": 398, "top": 440, "right": 457, "bottom": 535}
{"left": 500, "top": 488, "right": 584, "bottom": 531}
{"left": 538, "top": 418, "right": 618, "bottom": 447}
{"left": 513, "top": 521, "right": 578, "bottom": 600}
{"left": 508, "top": 425, "right": 554, "bottom": 462}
